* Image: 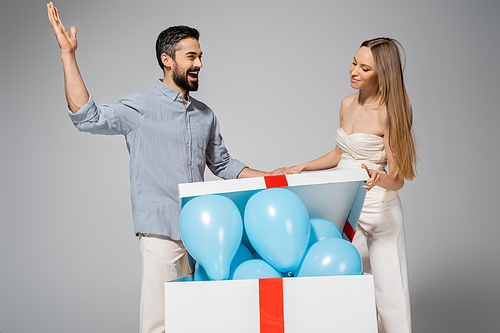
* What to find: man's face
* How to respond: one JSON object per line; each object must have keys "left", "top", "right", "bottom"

{"left": 170, "top": 37, "right": 203, "bottom": 92}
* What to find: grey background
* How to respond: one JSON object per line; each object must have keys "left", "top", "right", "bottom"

{"left": 1, "top": 0, "right": 499, "bottom": 332}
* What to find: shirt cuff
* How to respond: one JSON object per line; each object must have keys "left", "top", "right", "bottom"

{"left": 67, "top": 95, "right": 96, "bottom": 124}
{"left": 224, "top": 159, "right": 248, "bottom": 179}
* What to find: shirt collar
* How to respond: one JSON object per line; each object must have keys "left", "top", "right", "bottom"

{"left": 155, "top": 79, "right": 189, "bottom": 104}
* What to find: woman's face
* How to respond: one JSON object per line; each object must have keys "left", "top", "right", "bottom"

{"left": 350, "top": 46, "right": 379, "bottom": 90}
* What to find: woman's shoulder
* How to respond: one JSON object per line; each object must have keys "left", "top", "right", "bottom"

{"left": 341, "top": 93, "right": 357, "bottom": 108}
{"left": 340, "top": 94, "right": 357, "bottom": 116}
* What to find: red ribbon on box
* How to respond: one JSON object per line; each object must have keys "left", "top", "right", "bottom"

{"left": 259, "top": 278, "right": 285, "bottom": 333}
{"left": 343, "top": 219, "right": 356, "bottom": 242}
{"left": 264, "top": 175, "right": 289, "bottom": 188}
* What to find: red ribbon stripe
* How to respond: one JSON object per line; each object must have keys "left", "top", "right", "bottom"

{"left": 259, "top": 278, "right": 285, "bottom": 333}
{"left": 264, "top": 175, "right": 289, "bottom": 188}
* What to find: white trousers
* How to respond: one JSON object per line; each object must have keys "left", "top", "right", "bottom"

{"left": 139, "top": 234, "right": 191, "bottom": 333}
{"left": 352, "top": 193, "right": 412, "bottom": 333}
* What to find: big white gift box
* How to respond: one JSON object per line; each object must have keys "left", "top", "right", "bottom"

{"left": 165, "top": 170, "right": 377, "bottom": 333}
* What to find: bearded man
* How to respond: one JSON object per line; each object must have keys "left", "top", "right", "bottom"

{"left": 47, "top": 3, "right": 279, "bottom": 333}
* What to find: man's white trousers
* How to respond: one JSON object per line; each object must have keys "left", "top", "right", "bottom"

{"left": 139, "top": 234, "right": 190, "bottom": 333}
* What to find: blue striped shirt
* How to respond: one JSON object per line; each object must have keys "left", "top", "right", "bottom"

{"left": 68, "top": 80, "right": 246, "bottom": 240}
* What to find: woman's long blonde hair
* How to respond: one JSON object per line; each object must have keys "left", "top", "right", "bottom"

{"left": 361, "top": 37, "right": 417, "bottom": 180}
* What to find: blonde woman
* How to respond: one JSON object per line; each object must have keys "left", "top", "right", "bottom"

{"left": 282, "top": 38, "right": 416, "bottom": 333}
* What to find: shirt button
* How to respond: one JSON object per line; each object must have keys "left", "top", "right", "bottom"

{"left": 186, "top": 126, "right": 189, "bottom": 129}
{"left": 188, "top": 179, "right": 192, "bottom": 183}
{"left": 187, "top": 161, "right": 191, "bottom": 165}
{"left": 187, "top": 144, "right": 190, "bottom": 147}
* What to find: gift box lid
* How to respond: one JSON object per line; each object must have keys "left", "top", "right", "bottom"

{"left": 178, "top": 169, "right": 367, "bottom": 242}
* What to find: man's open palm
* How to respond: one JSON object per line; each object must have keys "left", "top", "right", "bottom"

{"left": 47, "top": 2, "right": 77, "bottom": 55}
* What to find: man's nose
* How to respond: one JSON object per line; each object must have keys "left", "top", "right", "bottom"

{"left": 194, "top": 57, "right": 202, "bottom": 68}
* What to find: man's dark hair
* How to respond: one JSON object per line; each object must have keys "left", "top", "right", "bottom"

{"left": 156, "top": 25, "right": 200, "bottom": 71}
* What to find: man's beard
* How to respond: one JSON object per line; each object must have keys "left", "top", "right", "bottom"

{"left": 172, "top": 61, "right": 199, "bottom": 92}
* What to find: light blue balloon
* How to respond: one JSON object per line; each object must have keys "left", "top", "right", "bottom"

{"left": 241, "top": 230, "right": 255, "bottom": 255}
{"left": 221, "top": 190, "right": 260, "bottom": 253}
{"left": 230, "top": 244, "right": 253, "bottom": 271}
{"left": 308, "top": 216, "right": 342, "bottom": 248}
{"left": 293, "top": 247, "right": 307, "bottom": 277}
{"left": 180, "top": 195, "right": 243, "bottom": 280}
{"left": 252, "top": 251, "right": 263, "bottom": 260}
{"left": 297, "top": 238, "right": 362, "bottom": 277}
{"left": 244, "top": 188, "right": 310, "bottom": 273}
{"left": 226, "top": 244, "right": 256, "bottom": 280}
{"left": 231, "top": 259, "right": 282, "bottom": 280}
{"left": 193, "top": 262, "right": 210, "bottom": 281}
{"left": 294, "top": 217, "right": 343, "bottom": 276}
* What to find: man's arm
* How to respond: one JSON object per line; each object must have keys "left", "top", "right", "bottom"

{"left": 237, "top": 167, "right": 286, "bottom": 178}
{"left": 47, "top": 2, "right": 89, "bottom": 113}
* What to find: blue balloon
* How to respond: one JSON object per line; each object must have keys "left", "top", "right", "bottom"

{"left": 294, "top": 217, "right": 343, "bottom": 276}
{"left": 179, "top": 195, "right": 243, "bottom": 280}
{"left": 230, "top": 244, "right": 253, "bottom": 271}
{"left": 231, "top": 259, "right": 282, "bottom": 280}
{"left": 221, "top": 190, "right": 260, "bottom": 253}
{"left": 241, "top": 230, "right": 255, "bottom": 254}
{"left": 297, "top": 238, "right": 362, "bottom": 277}
{"left": 195, "top": 244, "right": 252, "bottom": 281}
{"left": 252, "top": 251, "right": 263, "bottom": 260}
{"left": 308, "top": 216, "right": 342, "bottom": 247}
{"left": 292, "top": 248, "right": 307, "bottom": 277}
{"left": 193, "top": 262, "right": 210, "bottom": 281}
{"left": 244, "top": 188, "right": 310, "bottom": 273}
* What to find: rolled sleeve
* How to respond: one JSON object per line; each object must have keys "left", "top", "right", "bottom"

{"left": 222, "top": 159, "right": 247, "bottom": 179}
{"left": 67, "top": 94, "right": 143, "bottom": 135}
{"left": 67, "top": 95, "right": 97, "bottom": 124}
{"left": 206, "top": 116, "right": 247, "bottom": 179}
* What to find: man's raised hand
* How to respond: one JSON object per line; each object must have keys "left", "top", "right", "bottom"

{"left": 47, "top": 2, "right": 77, "bottom": 55}
{"left": 47, "top": 2, "right": 90, "bottom": 112}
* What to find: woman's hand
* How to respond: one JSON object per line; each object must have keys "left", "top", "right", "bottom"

{"left": 281, "top": 165, "right": 303, "bottom": 175}
{"left": 270, "top": 167, "right": 287, "bottom": 176}
{"left": 362, "top": 164, "right": 380, "bottom": 191}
